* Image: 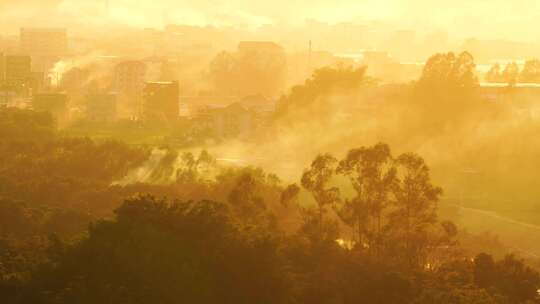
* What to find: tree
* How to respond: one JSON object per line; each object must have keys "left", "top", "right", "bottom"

{"left": 413, "top": 52, "right": 480, "bottom": 129}
{"left": 0, "top": 136, "right": 148, "bottom": 213}
{"left": 301, "top": 154, "right": 340, "bottom": 240}
{"left": 501, "top": 62, "right": 520, "bottom": 85}
{"left": 159, "top": 59, "right": 178, "bottom": 81}
{"left": 388, "top": 153, "right": 444, "bottom": 269}
{"left": 336, "top": 143, "right": 397, "bottom": 253}
{"left": 473, "top": 253, "right": 540, "bottom": 303}
{"left": 175, "top": 150, "right": 216, "bottom": 183}
{"left": 235, "top": 47, "right": 287, "bottom": 97}
{"left": 22, "top": 195, "right": 291, "bottom": 304}
{"left": 473, "top": 253, "right": 496, "bottom": 288}
{"left": 228, "top": 171, "right": 266, "bottom": 221}
{"left": 275, "top": 65, "right": 370, "bottom": 120}
{"left": 413, "top": 287, "right": 505, "bottom": 304}
{"left": 485, "top": 63, "right": 503, "bottom": 83}
{"left": 280, "top": 183, "right": 300, "bottom": 207}
{"left": 0, "top": 108, "right": 56, "bottom": 142}
{"left": 519, "top": 59, "right": 540, "bottom": 83}
{"left": 209, "top": 51, "right": 237, "bottom": 95}
{"left": 418, "top": 52, "right": 478, "bottom": 91}
{"left": 209, "top": 47, "right": 287, "bottom": 97}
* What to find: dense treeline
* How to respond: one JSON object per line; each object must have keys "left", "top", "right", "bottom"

{"left": 3, "top": 50, "right": 540, "bottom": 303}
{"left": 5, "top": 182, "right": 540, "bottom": 303}
{"left": 0, "top": 108, "right": 538, "bottom": 302}
{"left": 269, "top": 51, "right": 540, "bottom": 229}
{"left": 0, "top": 108, "right": 149, "bottom": 211}
{"left": 486, "top": 59, "right": 540, "bottom": 84}
{"left": 0, "top": 108, "right": 154, "bottom": 296}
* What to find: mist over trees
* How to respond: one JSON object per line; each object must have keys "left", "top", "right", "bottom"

{"left": 485, "top": 59, "right": 540, "bottom": 84}
{"left": 209, "top": 45, "right": 287, "bottom": 97}
{"left": 3, "top": 45, "right": 540, "bottom": 303}
{"left": 3, "top": 137, "right": 539, "bottom": 303}
{"left": 275, "top": 65, "right": 370, "bottom": 121}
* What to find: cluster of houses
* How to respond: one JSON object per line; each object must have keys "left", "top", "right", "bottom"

{"left": 0, "top": 27, "right": 276, "bottom": 137}
{"left": 4, "top": 27, "right": 540, "bottom": 138}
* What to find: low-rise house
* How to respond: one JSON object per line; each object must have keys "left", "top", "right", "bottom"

{"left": 85, "top": 93, "right": 117, "bottom": 123}
{"left": 195, "top": 103, "right": 256, "bottom": 139}
{"left": 32, "top": 93, "right": 68, "bottom": 124}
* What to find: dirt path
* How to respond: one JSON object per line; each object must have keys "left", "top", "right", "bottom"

{"left": 443, "top": 202, "right": 540, "bottom": 257}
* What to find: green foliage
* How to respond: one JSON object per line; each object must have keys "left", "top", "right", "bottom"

{"left": 301, "top": 154, "right": 341, "bottom": 241}
{"left": 474, "top": 253, "right": 540, "bottom": 303}
{"left": 418, "top": 52, "right": 478, "bottom": 90}
{"left": 21, "top": 196, "right": 291, "bottom": 304}
{"left": 484, "top": 61, "right": 533, "bottom": 85}
{"left": 280, "top": 183, "right": 301, "bottom": 207}
{"left": 302, "top": 154, "right": 340, "bottom": 211}
{"left": 520, "top": 59, "right": 540, "bottom": 83}
{"left": 388, "top": 153, "right": 444, "bottom": 268}
{"left": 330, "top": 143, "right": 450, "bottom": 270}
{"left": 502, "top": 62, "right": 520, "bottom": 85}
{"left": 0, "top": 137, "right": 148, "bottom": 211}
{"left": 0, "top": 108, "right": 538, "bottom": 303}
{"left": 210, "top": 48, "right": 287, "bottom": 97}
{"left": 336, "top": 143, "right": 396, "bottom": 252}
{"left": 0, "top": 108, "right": 151, "bottom": 261}
{"left": 413, "top": 287, "right": 505, "bottom": 304}
{"left": 485, "top": 63, "right": 503, "bottom": 83}
{"left": 415, "top": 51, "right": 479, "bottom": 117}
{"left": 0, "top": 108, "right": 56, "bottom": 142}
{"left": 275, "top": 65, "right": 370, "bottom": 120}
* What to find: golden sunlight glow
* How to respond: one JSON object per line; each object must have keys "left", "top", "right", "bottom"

{"left": 3, "top": 1, "right": 540, "bottom": 303}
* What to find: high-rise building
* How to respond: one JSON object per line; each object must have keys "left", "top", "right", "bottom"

{"left": 0, "top": 86, "right": 17, "bottom": 108}
{"left": 20, "top": 28, "right": 68, "bottom": 74}
{"left": 0, "top": 53, "right": 5, "bottom": 83}
{"left": 29, "top": 72, "right": 45, "bottom": 93}
{"left": 235, "top": 41, "right": 287, "bottom": 97}
{"left": 85, "top": 93, "right": 117, "bottom": 123}
{"left": 114, "top": 61, "right": 147, "bottom": 119}
{"left": 5, "top": 55, "right": 31, "bottom": 81}
{"left": 20, "top": 28, "right": 68, "bottom": 57}
{"left": 142, "top": 81, "right": 179, "bottom": 122}
{"left": 4, "top": 55, "right": 32, "bottom": 93}
{"left": 237, "top": 41, "right": 284, "bottom": 55}
{"left": 32, "top": 93, "right": 68, "bottom": 125}
{"left": 115, "top": 61, "right": 147, "bottom": 94}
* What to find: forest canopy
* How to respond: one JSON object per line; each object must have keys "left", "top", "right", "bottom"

{"left": 0, "top": 108, "right": 538, "bottom": 303}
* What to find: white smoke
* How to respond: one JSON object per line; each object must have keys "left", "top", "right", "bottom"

{"left": 47, "top": 52, "right": 106, "bottom": 88}
{"left": 113, "top": 148, "right": 170, "bottom": 186}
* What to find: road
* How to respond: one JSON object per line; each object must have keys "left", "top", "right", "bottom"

{"left": 443, "top": 202, "right": 540, "bottom": 258}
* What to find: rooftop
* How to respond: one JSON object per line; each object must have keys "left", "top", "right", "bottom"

{"left": 20, "top": 28, "right": 67, "bottom": 33}
{"left": 480, "top": 82, "right": 540, "bottom": 88}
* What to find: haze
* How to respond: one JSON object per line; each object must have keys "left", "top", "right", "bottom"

{"left": 3, "top": 1, "right": 540, "bottom": 303}
{"left": 2, "top": 0, "right": 540, "bottom": 41}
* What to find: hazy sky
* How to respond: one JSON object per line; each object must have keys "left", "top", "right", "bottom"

{"left": 1, "top": 0, "right": 539, "bottom": 41}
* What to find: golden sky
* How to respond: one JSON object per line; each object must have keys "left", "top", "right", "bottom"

{"left": 1, "top": 0, "right": 539, "bottom": 41}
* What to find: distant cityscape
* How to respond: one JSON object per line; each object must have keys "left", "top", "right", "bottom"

{"left": 2, "top": 23, "right": 540, "bottom": 136}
